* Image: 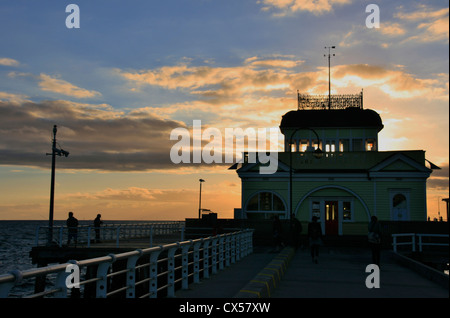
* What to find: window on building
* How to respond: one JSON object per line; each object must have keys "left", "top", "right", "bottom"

{"left": 366, "top": 138, "right": 376, "bottom": 151}
{"left": 325, "top": 140, "right": 336, "bottom": 152}
{"left": 247, "top": 195, "right": 259, "bottom": 211}
{"left": 352, "top": 139, "right": 363, "bottom": 151}
{"left": 260, "top": 192, "right": 272, "bottom": 211}
{"left": 246, "top": 192, "right": 286, "bottom": 212}
{"left": 300, "top": 140, "right": 308, "bottom": 152}
{"left": 393, "top": 194, "right": 407, "bottom": 208}
{"left": 343, "top": 201, "right": 352, "bottom": 220}
{"left": 312, "top": 201, "right": 321, "bottom": 221}
{"left": 392, "top": 193, "right": 408, "bottom": 220}
{"left": 339, "top": 139, "right": 349, "bottom": 152}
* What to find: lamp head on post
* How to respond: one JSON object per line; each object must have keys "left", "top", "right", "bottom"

{"left": 313, "top": 147, "right": 323, "bottom": 159}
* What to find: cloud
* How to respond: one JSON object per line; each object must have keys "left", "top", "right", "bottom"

{"left": 0, "top": 57, "right": 19, "bottom": 66}
{"left": 379, "top": 22, "right": 406, "bottom": 36}
{"left": 120, "top": 58, "right": 448, "bottom": 108}
{"left": 0, "top": 99, "right": 186, "bottom": 171}
{"left": 0, "top": 91, "right": 30, "bottom": 104}
{"left": 38, "top": 74, "right": 102, "bottom": 99}
{"left": 257, "top": 0, "right": 351, "bottom": 16}
{"left": 427, "top": 162, "right": 449, "bottom": 192}
{"left": 1, "top": 57, "right": 447, "bottom": 173}
{"left": 332, "top": 64, "right": 448, "bottom": 100}
{"left": 65, "top": 187, "right": 195, "bottom": 202}
{"left": 395, "top": 5, "right": 449, "bottom": 43}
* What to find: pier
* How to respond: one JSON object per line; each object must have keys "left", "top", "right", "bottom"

{"left": 0, "top": 220, "right": 448, "bottom": 301}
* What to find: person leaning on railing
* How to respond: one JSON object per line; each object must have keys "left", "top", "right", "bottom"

{"left": 94, "top": 214, "right": 103, "bottom": 243}
{"left": 66, "top": 212, "right": 79, "bottom": 247}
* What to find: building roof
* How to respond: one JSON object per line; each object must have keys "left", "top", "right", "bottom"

{"left": 280, "top": 108, "right": 384, "bottom": 132}
{"left": 234, "top": 150, "right": 432, "bottom": 175}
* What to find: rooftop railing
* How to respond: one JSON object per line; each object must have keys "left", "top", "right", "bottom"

{"left": 297, "top": 91, "right": 363, "bottom": 110}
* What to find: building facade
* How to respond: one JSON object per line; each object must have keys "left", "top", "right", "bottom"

{"left": 233, "top": 93, "right": 438, "bottom": 236}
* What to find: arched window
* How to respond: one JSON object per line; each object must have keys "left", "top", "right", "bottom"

{"left": 246, "top": 192, "right": 286, "bottom": 214}
{"left": 391, "top": 193, "right": 409, "bottom": 220}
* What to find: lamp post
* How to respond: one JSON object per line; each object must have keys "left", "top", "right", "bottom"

{"left": 289, "top": 128, "right": 322, "bottom": 223}
{"left": 198, "top": 179, "right": 205, "bottom": 219}
{"left": 324, "top": 46, "right": 336, "bottom": 110}
{"left": 46, "top": 125, "right": 69, "bottom": 245}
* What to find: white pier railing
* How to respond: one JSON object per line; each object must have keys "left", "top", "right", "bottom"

{"left": 392, "top": 233, "right": 449, "bottom": 253}
{"left": 34, "top": 221, "right": 185, "bottom": 248}
{"left": 0, "top": 229, "right": 254, "bottom": 298}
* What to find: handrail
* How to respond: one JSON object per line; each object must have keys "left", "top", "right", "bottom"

{"left": 0, "top": 229, "right": 254, "bottom": 298}
{"left": 392, "top": 233, "right": 448, "bottom": 253}
{"left": 34, "top": 221, "right": 185, "bottom": 248}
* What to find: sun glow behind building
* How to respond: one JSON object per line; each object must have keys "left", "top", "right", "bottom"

{"left": 0, "top": 1, "right": 448, "bottom": 221}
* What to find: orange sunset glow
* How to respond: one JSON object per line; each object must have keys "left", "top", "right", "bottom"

{"left": 0, "top": 1, "right": 448, "bottom": 222}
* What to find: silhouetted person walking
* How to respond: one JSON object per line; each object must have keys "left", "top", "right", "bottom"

{"left": 66, "top": 211, "right": 78, "bottom": 247}
{"left": 94, "top": 213, "right": 103, "bottom": 243}
{"left": 368, "top": 216, "right": 381, "bottom": 266}
{"left": 308, "top": 216, "right": 322, "bottom": 263}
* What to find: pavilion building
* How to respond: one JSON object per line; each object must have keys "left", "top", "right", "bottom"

{"left": 232, "top": 91, "right": 439, "bottom": 235}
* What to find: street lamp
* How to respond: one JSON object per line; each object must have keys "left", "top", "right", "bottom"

{"left": 46, "top": 125, "right": 69, "bottom": 245}
{"left": 289, "top": 128, "right": 322, "bottom": 223}
{"left": 198, "top": 179, "right": 205, "bottom": 219}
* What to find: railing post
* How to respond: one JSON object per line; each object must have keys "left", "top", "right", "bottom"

{"left": 230, "top": 234, "right": 236, "bottom": 264}
{"left": 59, "top": 227, "right": 63, "bottom": 247}
{"left": 149, "top": 226, "right": 153, "bottom": 247}
{"left": 392, "top": 234, "right": 397, "bottom": 252}
{"left": 417, "top": 234, "right": 422, "bottom": 252}
{"left": 35, "top": 226, "right": 40, "bottom": 246}
{"left": 225, "top": 234, "right": 231, "bottom": 267}
{"left": 412, "top": 234, "right": 416, "bottom": 252}
{"left": 126, "top": 251, "right": 142, "bottom": 298}
{"left": 180, "top": 226, "right": 185, "bottom": 242}
{"left": 235, "top": 232, "right": 241, "bottom": 262}
{"left": 180, "top": 243, "right": 191, "bottom": 290}
{"left": 202, "top": 239, "right": 211, "bottom": 279}
{"left": 96, "top": 254, "right": 116, "bottom": 298}
{"left": 149, "top": 248, "right": 162, "bottom": 298}
{"left": 116, "top": 226, "right": 121, "bottom": 248}
{"left": 87, "top": 227, "right": 91, "bottom": 248}
{"left": 167, "top": 245, "right": 178, "bottom": 297}
{"left": 211, "top": 237, "right": 218, "bottom": 275}
{"left": 0, "top": 271, "right": 21, "bottom": 298}
{"left": 218, "top": 236, "right": 225, "bottom": 270}
{"left": 193, "top": 241, "right": 202, "bottom": 284}
{"left": 54, "top": 260, "right": 79, "bottom": 298}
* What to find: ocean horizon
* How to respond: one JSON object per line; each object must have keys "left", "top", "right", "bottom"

{"left": 0, "top": 219, "right": 183, "bottom": 275}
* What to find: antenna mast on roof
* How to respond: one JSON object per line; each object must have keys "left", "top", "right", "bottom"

{"left": 324, "top": 46, "right": 336, "bottom": 110}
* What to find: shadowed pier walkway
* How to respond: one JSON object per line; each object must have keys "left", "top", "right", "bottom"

{"left": 175, "top": 246, "right": 448, "bottom": 298}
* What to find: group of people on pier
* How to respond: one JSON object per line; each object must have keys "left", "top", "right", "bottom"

{"left": 66, "top": 212, "right": 103, "bottom": 247}
{"left": 272, "top": 214, "right": 382, "bottom": 266}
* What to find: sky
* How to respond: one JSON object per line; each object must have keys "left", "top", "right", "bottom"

{"left": 0, "top": 0, "right": 448, "bottom": 221}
